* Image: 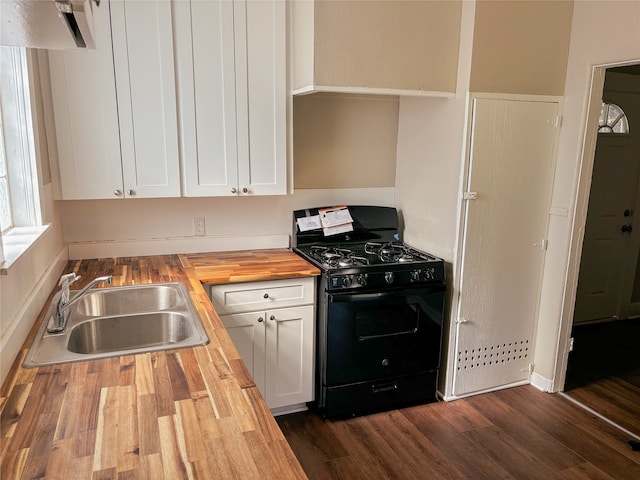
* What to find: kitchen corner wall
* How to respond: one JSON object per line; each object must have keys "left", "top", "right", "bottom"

{"left": 0, "top": 185, "right": 66, "bottom": 384}
{"left": 59, "top": 188, "right": 396, "bottom": 259}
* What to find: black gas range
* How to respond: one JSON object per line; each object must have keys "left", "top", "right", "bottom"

{"left": 293, "top": 206, "right": 446, "bottom": 418}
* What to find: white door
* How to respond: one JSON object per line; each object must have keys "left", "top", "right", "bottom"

{"left": 574, "top": 96, "right": 640, "bottom": 323}
{"left": 453, "top": 96, "right": 560, "bottom": 397}
{"left": 264, "top": 305, "right": 314, "bottom": 408}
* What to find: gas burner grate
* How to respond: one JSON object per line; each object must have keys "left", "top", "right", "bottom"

{"left": 309, "top": 246, "right": 369, "bottom": 268}
{"left": 365, "top": 241, "right": 425, "bottom": 263}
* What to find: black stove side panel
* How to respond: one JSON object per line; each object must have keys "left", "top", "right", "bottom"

{"left": 293, "top": 206, "right": 400, "bottom": 247}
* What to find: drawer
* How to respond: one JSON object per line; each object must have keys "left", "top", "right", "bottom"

{"left": 209, "top": 277, "right": 315, "bottom": 315}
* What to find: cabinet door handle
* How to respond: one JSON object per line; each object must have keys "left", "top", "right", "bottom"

{"left": 269, "top": 315, "right": 275, "bottom": 321}
{"left": 242, "top": 187, "right": 248, "bottom": 194}
{"left": 127, "top": 189, "right": 135, "bottom": 196}
{"left": 114, "top": 189, "right": 122, "bottom": 196}
{"left": 258, "top": 317, "right": 264, "bottom": 323}
{"left": 231, "top": 187, "right": 237, "bottom": 194}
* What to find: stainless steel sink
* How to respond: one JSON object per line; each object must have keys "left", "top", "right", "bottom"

{"left": 74, "top": 285, "right": 181, "bottom": 316}
{"left": 24, "top": 282, "right": 209, "bottom": 367}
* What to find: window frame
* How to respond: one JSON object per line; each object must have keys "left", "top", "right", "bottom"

{"left": 0, "top": 46, "right": 47, "bottom": 271}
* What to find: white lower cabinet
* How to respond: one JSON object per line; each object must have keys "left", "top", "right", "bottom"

{"left": 209, "top": 278, "right": 315, "bottom": 413}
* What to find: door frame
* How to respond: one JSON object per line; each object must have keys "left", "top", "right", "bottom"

{"left": 442, "top": 92, "right": 563, "bottom": 401}
{"left": 554, "top": 61, "right": 640, "bottom": 392}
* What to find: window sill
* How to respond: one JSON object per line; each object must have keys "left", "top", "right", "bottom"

{"left": 1, "top": 224, "right": 51, "bottom": 274}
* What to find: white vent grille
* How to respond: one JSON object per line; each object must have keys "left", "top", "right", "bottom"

{"left": 456, "top": 340, "right": 530, "bottom": 371}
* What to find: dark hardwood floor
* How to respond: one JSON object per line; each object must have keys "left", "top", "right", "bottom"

{"left": 564, "top": 318, "right": 640, "bottom": 436}
{"left": 277, "top": 385, "right": 640, "bottom": 479}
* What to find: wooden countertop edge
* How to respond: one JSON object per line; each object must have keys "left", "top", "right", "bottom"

{"left": 0, "top": 254, "right": 309, "bottom": 480}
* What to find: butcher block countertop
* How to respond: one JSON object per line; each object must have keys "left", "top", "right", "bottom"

{"left": 0, "top": 251, "right": 318, "bottom": 479}
{"left": 185, "top": 249, "right": 320, "bottom": 284}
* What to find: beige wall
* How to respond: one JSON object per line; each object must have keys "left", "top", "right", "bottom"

{"left": 293, "top": 93, "right": 398, "bottom": 189}
{"left": 295, "top": 0, "right": 461, "bottom": 94}
{"left": 470, "top": 0, "right": 573, "bottom": 95}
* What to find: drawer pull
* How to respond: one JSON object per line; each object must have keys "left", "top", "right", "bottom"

{"left": 372, "top": 382, "right": 398, "bottom": 394}
{"left": 263, "top": 293, "right": 269, "bottom": 299}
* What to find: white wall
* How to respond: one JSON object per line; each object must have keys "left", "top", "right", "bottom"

{"left": 536, "top": 0, "right": 640, "bottom": 390}
{"left": 396, "top": 0, "right": 640, "bottom": 396}
{"left": 59, "top": 188, "right": 395, "bottom": 258}
{"left": 0, "top": 184, "right": 66, "bottom": 384}
{"left": 394, "top": 0, "right": 476, "bottom": 397}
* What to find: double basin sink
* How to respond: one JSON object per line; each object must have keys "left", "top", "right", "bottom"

{"left": 24, "top": 282, "right": 209, "bottom": 367}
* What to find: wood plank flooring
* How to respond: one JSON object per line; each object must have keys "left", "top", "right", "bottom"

{"left": 564, "top": 319, "right": 640, "bottom": 436}
{"left": 277, "top": 385, "right": 640, "bottom": 480}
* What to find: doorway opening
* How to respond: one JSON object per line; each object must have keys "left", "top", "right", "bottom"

{"left": 564, "top": 63, "right": 640, "bottom": 438}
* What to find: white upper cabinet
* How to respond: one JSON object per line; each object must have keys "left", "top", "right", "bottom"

{"left": 48, "top": 1, "right": 123, "bottom": 199}
{"left": 49, "top": 0, "right": 180, "bottom": 200}
{"left": 176, "top": 0, "right": 287, "bottom": 196}
{"left": 50, "top": 0, "right": 286, "bottom": 199}
{"left": 292, "top": 0, "right": 462, "bottom": 97}
{"left": 110, "top": 0, "right": 181, "bottom": 199}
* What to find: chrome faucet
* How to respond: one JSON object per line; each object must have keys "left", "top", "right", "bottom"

{"left": 47, "top": 273, "right": 113, "bottom": 333}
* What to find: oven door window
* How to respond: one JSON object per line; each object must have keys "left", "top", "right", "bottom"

{"left": 326, "top": 285, "right": 444, "bottom": 386}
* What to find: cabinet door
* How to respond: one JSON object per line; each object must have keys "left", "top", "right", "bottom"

{"left": 265, "top": 305, "right": 314, "bottom": 408}
{"left": 233, "top": 0, "right": 287, "bottom": 196}
{"left": 48, "top": 1, "right": 123, "bottom": 200}
{"left": 175, "top": 0, "right": 238, "bottom": 196}
{"left": 220, "top": 312, "right": 266, "bottom": 394}
{"left": 111, "top": 0, "right": 181, "bottom": 198}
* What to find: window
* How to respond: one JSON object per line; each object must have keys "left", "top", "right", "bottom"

{"left": 598, "top": 102, "right": 629, "bottom": 134}
{"left": 0, "top": 46, "right": 47, "bottom": 271}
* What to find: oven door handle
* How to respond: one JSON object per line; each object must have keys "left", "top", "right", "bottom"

{"left": 330, "top": 283, "right": 445, "bottom": 302}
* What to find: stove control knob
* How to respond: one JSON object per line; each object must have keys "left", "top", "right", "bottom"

{"left": 384, "top": 272, "right": 394, "bottom": 284}
{"left": 410, "top": 270, "right": 421, "bottom": 282}
{"left": 356, "top": 274, "right": 368, "bottom": 286}
{"left": 342, "top": 276, "right": 352, "bottom": 288}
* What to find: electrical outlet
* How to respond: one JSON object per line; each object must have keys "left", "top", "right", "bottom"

{"left": 193, "top": 217, "right": 205, "bottom": 236}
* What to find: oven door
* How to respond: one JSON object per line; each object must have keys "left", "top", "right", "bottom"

{"left": 325, "top": 283, "right": 445, "bottom": 386}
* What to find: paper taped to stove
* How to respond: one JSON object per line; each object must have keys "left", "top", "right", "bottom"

{"left": 319, "top": 206, "right": 354, "bottom": 236}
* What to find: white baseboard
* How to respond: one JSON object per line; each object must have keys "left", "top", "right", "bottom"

{"left": 67, "top": 234, "right": 291, "bottom": 260}
{"left": 441, "top": 379, "right": 531, "bottom": 402}
{"left": 530, "top": 372, "right": 555, "bottom": 393}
